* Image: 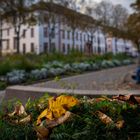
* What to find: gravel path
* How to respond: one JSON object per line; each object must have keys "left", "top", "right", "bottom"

{"left": 33, "top": 64, "right": 137, "bottom": 90}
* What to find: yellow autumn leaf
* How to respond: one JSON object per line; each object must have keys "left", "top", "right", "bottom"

{"left": 37, "top": 95, "right": 78, "bottom": 125}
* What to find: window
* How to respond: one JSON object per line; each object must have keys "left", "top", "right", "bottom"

{"left": 44, "top": 42, "right": 48, "bottom": 53}
{"left": 7, "top": 29, "right": 10, "bottom": 36}
{"left": 84, "top": 34, "right": 86, "bottom": 41}
{"left": 51, "top": 43, "right": 56, "bottom": 52}
{"left": 13, "top": 37, "right": 17, "bottom": 50}
{"left": 67, "top": 44, "right": 70, "bottom": 53}
{"left": 23, "top": 29, "right": 26, "bottom": 38}
{"left": 62, "top": 30, "right": 65, "bottom": 39}
{"left": 31, "top": 43, "right": 35, "bottom": 52}
{"left": 76, "top": 32, "right": 79, "bottom": 40}
{"left": 44, "top": 27, "right": 48, "bottom": 37}
{"left": 31, "top": 28, "right": 34, "bottom": 38}
{"left": 51, "top": 29, "right": 55, "bottom": 38}
{"left": 67, "top": 31, "right": 70, "bottom": 39}
{"left": 62, "top": 44, "right": 65, "bottom": 53}
{"left": 14, "top": 28, "right": 17, "bottom": 34}
{"left": 80, "top": 33, "right": 82, "bottom": 41}
{"left": 23, "top": 43, "right": 26, "bottom": 54}
{"left": 6, "top": 40, "right": 9, "bottom": 49}
{"left": 94, "top": 37, "right": 96, "bottom": 42}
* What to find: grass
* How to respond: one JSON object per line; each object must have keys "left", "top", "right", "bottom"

{"left": 1, "top": 95, "right": 140, "bottom": 140}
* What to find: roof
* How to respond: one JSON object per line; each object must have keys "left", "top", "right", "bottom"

{"left": 32, "top": 2, "right": 99, "bottom": 29}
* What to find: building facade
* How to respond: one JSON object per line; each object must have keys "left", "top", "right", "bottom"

{"left": 1, "top": 2, "right": 135, "bottom": 56}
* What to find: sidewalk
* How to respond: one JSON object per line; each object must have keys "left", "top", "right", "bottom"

{"left": 33, "top": 64, "right": 137, "bottom": 90}
{"left": 0, "top": 90, "right": 5, "bottom": 103}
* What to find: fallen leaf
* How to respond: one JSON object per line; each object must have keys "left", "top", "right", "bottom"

{"left": 96, "top": 111, "right": 113, "bottom": 125}
{"left": 112, "top": 94, "right": 140, "bottom": 105}
{"left": 37, "top": 95, "right": 78, "bottom": 125}
{"left": 19, "top": 115, "right": 31, "bottom": 124}
{"left": 45, "top": 111, "right": 72, "bottom": 128}
{"left": 8, "top": 104, "right": 27, "bottom": 117}
{"left": 35, "top": 126, "right": 49, "bottom": 140}
{"left": 35, "top": 111, "right": 72, "bottom": 140}
{"left": 95, "top": 98, "right": 106, "bottom": 103}
{"left": 115, "top": 120, "right": 125, "bottom": 129}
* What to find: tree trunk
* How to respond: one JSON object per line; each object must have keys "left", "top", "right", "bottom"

{"left": 115, "top": 38, "right": 117, "bottom": 54}
{"left": 72, "top": 29, "right": 75, "bottom": 49}
{"left": 16, "top": 25, "right": 21, "bottom": 54}
{"left": 97, "top": 29, "right": 101, "bottom": 54}
{"left": 91, "top": 34, "right": 94, "bottom": 54}
{"left": 124, "top": 40, "right": 126, "bottom": 53}
{"left": 48, "top": 21, "right": 52, "bottom": 53}
{"left": 0, "top": 19, "right": 2, "bottom": 56}
{"left": 137, "top": 43, "right": 140, "bottom": 67}
{"left": 104, "top": 35, "right": 107, "bottom": 53}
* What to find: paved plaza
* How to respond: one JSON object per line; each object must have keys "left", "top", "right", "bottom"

{"left": 33, "top": 64, "right": 137, "bottom": 90}
{"left": 1, "top": 64, "right": 139, "bottom": 103}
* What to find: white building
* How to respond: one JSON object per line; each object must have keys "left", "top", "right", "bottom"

{"left": 1, "top": 2, "right": 135, "bottom": 56}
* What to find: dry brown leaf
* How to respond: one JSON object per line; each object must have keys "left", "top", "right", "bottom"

{"left": 134, "top": 96, "right": 140, "bottom": 104}
{"left": 19, "top": 115, "right": 31, "bottom": 124}
{"left": 96, "top": 111, "right": 125, "bottom": 129}
{"left": 95, "top": 98, "right": 106, "bottom": 103}
{"left": 112, "top": 94, "right": 140, "bottom": 105}
{"left": 46, "top": 111, "right": 72, "bottom": 128}
{"left": 8, "top": 104, "right": 27, "bottom": 117}
{"left": 35, "top": 126, "right": 49, "bottom": 140}
{"left": 115, "top": 120, "right": 125, "bottom": 129}
{"left": 96, "top": 111, "right": 113, "bottom": 125}
{"left": 35, "top": 111, "right": 72, "bottom": 140}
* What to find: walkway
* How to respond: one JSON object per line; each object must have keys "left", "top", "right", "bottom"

{"left": 0, "top": 91, "right": 5, "bottom": 103}
{"left": 33, "top": 64, "right": 137, "bottom": 90}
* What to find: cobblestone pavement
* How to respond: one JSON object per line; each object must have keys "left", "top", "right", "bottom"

{"left": 33, "top": 64, "right": 137, "bottom": 90}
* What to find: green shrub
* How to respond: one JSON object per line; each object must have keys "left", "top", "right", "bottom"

{"left": 0, "top": 81, "right": 7, "bottom": 90}
{"left": 10, "top": 55, "right": 40, "bottom": 71}
{"left": 0, "top": 52, "right": 133, "bottom": 77}
{"left": 114, "top": 53, "right": 130, "bottom": 61}
{"left": 0, "top": 60, "right": 13, "bottom": 75}
{"left": 102, "top": 52, "right": 114, "bottom": 60}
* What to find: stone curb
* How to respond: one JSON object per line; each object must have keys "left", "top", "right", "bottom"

{"left": 3, "top": 85, "right": 140, "bottom": 104}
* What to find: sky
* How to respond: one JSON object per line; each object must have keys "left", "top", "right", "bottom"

{"left": 109, "top": 0, "right": 134, "bottom": 11}
{"left": 87, "top": 0, "right": 135, "bottom": 12}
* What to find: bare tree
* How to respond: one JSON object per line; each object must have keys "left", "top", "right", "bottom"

{"left": 92, "top": 1, "right": 113, "bottom": 53}
{"left": 0, "top": 1, "right": 4, "bottom": 56}
{"left": 2, "top": 0, "right": 35, "bottom": 54}
{"left": 85, "top": 3, "right": 102, "bottom": 54}
{"left": 126, "top": 0, "right": 140, "bottom": 66}
{"left": 111, "top": 4, "right": 129, "bottom": 53}
{"left": 34, "top": 0, "right": 61, "bottom": 53}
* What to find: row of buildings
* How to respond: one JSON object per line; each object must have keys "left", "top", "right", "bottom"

{"left": 1, "top": 2, "right": 136, "bottom": 56}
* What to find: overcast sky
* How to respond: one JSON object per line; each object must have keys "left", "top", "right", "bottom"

{"left": 87, "top": 0, "right": 135, "bottom": 12}
{"left": 110, "top": 0, "right": 134, "bottom": 11}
